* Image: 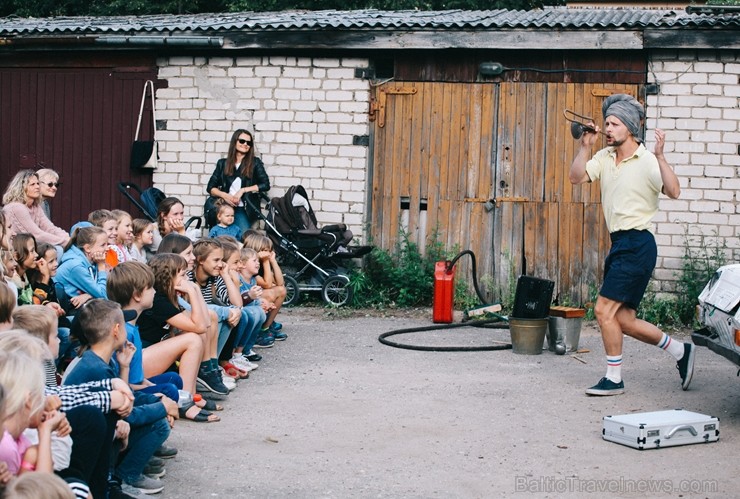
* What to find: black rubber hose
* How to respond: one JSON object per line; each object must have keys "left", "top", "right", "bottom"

{"left": 378, "top": 318, "right": 512, "bottom": 352}
{"left": 446, "top": 250, "right": 487, "bottom": 304}
{"left": 378, "top": 250, "right": 513, "bottom": 352}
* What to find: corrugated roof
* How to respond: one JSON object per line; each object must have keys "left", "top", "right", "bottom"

{"left": 0, "top": 8, "right": 738, "bottom": 36}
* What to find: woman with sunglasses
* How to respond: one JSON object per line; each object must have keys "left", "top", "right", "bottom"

{"left": 1, "top": 170, "right": 69, "bottom": 248}
{"left": 36, "top": 168, "right": 60, "bottom": 221}
{"left": 206, "top": 129, "right": 270, "bottom": 232}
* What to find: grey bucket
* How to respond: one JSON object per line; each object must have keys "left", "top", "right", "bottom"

{"left": 547, "top": 317, "right": 583, "bottom": 353}
{"left": 509, "top": 317, "right": 548, "bottom": 355}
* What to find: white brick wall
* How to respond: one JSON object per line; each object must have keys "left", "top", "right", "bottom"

{"left": 153, "top": 55, "right": 370, "bottom": 240}
{"left": 647, "top": 50, "right": 740, "bottom": 292}
{"left": 152, "top": 50, "right": 738, "bottom": 295}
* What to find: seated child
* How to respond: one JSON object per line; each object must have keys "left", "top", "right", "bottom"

{"left": 0, "top": 349, "right": 70, "bottom": 477}
{"left": 208, "top": 201, "right": 242, "bottom": 241}
{"left": 0, "top": 328, "right": 131, "bottom": 499}
{"left": 25, "top": 243, "right": 75, "bottom": 365}
{"left": 212, "top": 238, "right": 259, "bottom": 376}
{"left": 107, "top": 261, "right": 220, "bottom": 423}
{"left": 2, "top": 471, "right": 76, "bottom": 499}
{"left": 234, "top": 246, "right": 267, "bottom": 364}
{"left": 11, "top": 233, "right": 40, "bottom": 306}
{"left": 108, "top": 210, "right": 134, "bottom": 266}
{"left": 189, "top": 239, "right": 242, "bottom": 391}
{"left": 243, "top": 232, "right": 287, "bottom": 343}
{"left": 0, "top": 281, "right": 15, "bottom": 332}
{"left": 63, "top": 299, "right": 175, "bottom": 495}
{"left": 56, "top": 226, "right": 108, "bottom": 308}
{"left": 129, "top": 219, "right": 155, "bottom": 264}
{"left": 139, "top": 253, "right": 229, "bottom": 399}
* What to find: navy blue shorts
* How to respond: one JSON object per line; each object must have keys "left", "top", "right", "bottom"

{"left": 600, "top": 229, "right": 657, "bottom": 310}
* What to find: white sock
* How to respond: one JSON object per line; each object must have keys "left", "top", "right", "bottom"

{"left": 657, "top": 333, "right": 684, "bottom": 360}
{"left": 605, "top": 355, "right": 622, "bottom": 383}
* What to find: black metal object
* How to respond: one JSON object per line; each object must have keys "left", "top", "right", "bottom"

{"left": 512, "top": 275, "right": 555, "bottom": 319}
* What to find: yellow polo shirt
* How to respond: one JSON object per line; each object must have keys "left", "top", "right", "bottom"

{"left": 585, "top": 144, "right": 663, "bottom": 233}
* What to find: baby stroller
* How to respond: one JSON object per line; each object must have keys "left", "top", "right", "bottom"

{"left": 249, "top": 185, "right": 372, "bottom": 306}
{"left": 117, "top": 182, "right": 202, "bottom": 231}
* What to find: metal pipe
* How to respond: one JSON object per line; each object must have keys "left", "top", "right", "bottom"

{"left": 97, "top": 35, "right": 224, "bottom": 47}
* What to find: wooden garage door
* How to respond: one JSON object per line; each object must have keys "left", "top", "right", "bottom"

{"left": 371, "top": 81, "right": 641, "bottom": 305}
{"left": 370, "top": 81, "right": 497, "bottom": 300}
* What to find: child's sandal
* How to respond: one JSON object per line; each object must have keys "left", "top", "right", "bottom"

{"left": 194, "top": 394, "right": 223, "bottom": 412}
{"left": 179, "top": 401, "right": 220, "bottom": 423}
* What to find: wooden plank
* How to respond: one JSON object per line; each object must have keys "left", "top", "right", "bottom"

{"left": 409, "top": 83, "right": 436, "bottom": 250}
{"left": 371, "top": 84, "right": 386, "bottom": 246}
{"left": 547, "top": 202, "right": 560, "bottom": 293}
{"left": 567, "top": 203, "right": 584, "bottom": 300}
{"left": 229, "top": 30, "right": 645, "bottom": 51}
{"left": 425, "top": 82, "right": 443, "bottom": 241}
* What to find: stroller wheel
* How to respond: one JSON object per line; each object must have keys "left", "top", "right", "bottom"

{"left": 321, "top": 275, "right": 353, "bottom": 307}
{"left": 283, "top": 274, "right": 301, "bottom": 307}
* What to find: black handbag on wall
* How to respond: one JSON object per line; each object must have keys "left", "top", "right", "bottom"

{"left": 130, "top": 80, "right": 158, "bottom": 170}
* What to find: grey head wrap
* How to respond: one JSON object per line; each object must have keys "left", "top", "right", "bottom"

{"left": 602, "top": 94, "right": 644, "bottom": 142}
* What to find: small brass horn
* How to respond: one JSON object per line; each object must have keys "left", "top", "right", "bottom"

{"left": 563, "top": 109, "right": 607, "bottom": 139}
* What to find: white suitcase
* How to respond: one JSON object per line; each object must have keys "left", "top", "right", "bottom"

{"left": 603, "top": 409, "right": 719, "bottom": 450}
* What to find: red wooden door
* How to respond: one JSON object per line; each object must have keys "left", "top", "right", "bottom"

{"left": 0, "top": 56, "right": 158, "bottom": 230}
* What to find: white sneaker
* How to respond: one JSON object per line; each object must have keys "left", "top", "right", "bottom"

{"left": 218, "top": 366, "right": 238, "bottom": 391}
{"left": 231, "top": 355, "right": 258, "bottom": 372}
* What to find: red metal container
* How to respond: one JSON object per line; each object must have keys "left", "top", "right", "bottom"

{"left": 433, "top": 261, "right": 455, "bottom": 323}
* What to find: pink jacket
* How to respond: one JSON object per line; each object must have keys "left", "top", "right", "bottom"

{"left": 3, "top": 202, "right": 69, "bottom": 246}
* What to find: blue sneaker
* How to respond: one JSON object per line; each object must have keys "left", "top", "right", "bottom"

{"left": 253, "top": 331, "right": 275, "bottom": 349}
{"left": 270, "top": 321, "right": 282, "bottom": 331}
{"left": 585, "top": 377, "right": 624, "bottom": 396}
{"left": 269, "top": 323, "right": 287, "bottom": 341}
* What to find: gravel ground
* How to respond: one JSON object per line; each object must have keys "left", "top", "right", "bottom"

{"left": 157, "top": 307, "right": 739, "bottom": 499}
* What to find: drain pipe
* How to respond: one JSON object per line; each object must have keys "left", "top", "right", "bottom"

{"left": 96, "top": 35, "right": 224, "bottom": 47}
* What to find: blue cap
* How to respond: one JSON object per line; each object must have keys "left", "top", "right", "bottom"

{"left": 70, "top": 221, "right": 93, "bottom": 235}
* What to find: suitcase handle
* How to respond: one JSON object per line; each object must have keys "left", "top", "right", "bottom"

{"left": 665, "top": 425, "right": 698, "bottom": 439}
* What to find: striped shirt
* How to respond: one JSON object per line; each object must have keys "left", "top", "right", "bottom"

{"left": 188, "top": 271, "right": 230, "bottom": 305}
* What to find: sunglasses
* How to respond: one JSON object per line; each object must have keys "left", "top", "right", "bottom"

{"left": 45, "top": 182, "right": 60, "bottom": 188}
{"left": 237, "top": 139, "right": 253, "bottom": 146}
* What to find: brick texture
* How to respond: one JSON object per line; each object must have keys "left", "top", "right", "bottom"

{"left": 154, "top": 56, "right": 370, "bottom": 241}
{"left": 647, "top": 50, "right": 739, "bottom": 292}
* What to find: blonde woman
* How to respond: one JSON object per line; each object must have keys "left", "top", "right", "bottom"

{"left": 36, "top": 168, "right": 60, "bottom": 221}
{"left": 2, "top": 170, "right": 69, "bottom": 248}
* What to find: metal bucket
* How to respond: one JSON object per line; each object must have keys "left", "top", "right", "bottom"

{"left": 547, "top": 317, "right": 583, "bottom": 353}
{"left": 509, "top": 317, "right": 548, "bottom": 355}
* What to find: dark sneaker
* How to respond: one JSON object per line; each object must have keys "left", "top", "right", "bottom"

{"left": 110, "top": 478, "right": 144, "bottom": 499}
{"left": 110, "top": 479, "right": 147, "bottom": 499}
{"left": 253, "top": 334, "right": 275, "bottom": 349}
{"left": 143, "top": 461, "right": 165, "bottom": 479}
{"left": 585, "top": 377, "right": 625, "bottom": 396}
{"left": 270, "top": 321, "right": 283, "bottom": 331}
{"left": 271, "top": 329, "right": 288, "bottom": 341}
{"left": 197, "top": 369, "right": 230, "bottom": 396}
{"left": 125, "top": 475, "right": 164, "bottom": 495}
{"left": 147, "top": 456, "right": 165, "bottom": 467}
{"left": 677, "top": 342, "right": 696, "bottom": 391}
{"left": 153, "top": 444, "right": 178, "bottom": 459}
{"left": 245, "top": 351, "right": 262, "bottom": 362}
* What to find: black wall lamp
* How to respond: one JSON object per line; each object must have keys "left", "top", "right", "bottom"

{"left": 479, "top": 62, "right": 504, "bottom": 76}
